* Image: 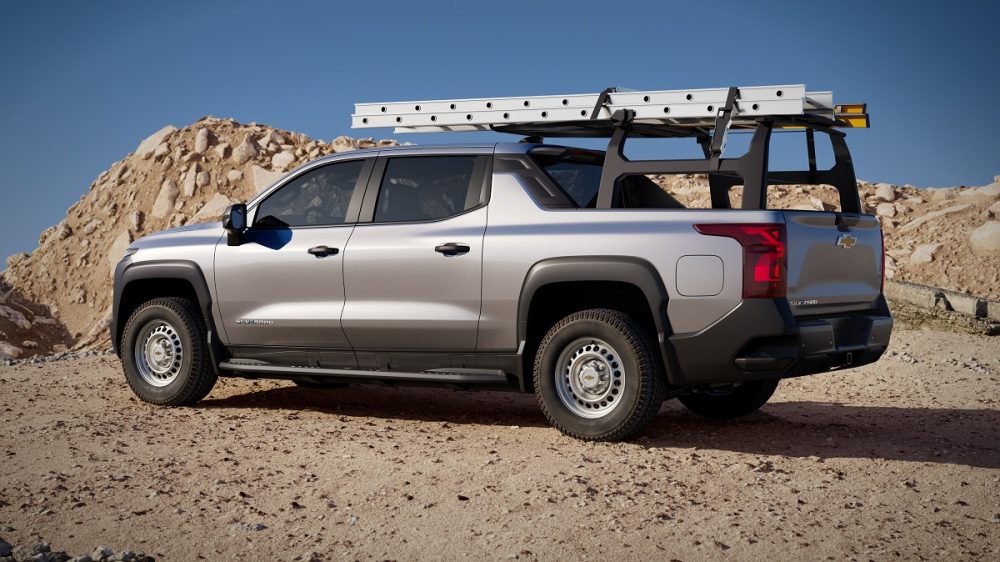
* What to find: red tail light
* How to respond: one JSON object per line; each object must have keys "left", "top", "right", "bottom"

{"left": 694, "top": 223, "right": 787, "bottom": 298}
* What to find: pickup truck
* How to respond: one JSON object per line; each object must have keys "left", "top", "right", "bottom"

{"left": 112, "top": 88, "right": 892, "bottom": 441}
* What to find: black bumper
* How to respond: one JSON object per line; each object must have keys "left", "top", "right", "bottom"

{"left": 665, "top": 296, "right": 892, "bottom": 385}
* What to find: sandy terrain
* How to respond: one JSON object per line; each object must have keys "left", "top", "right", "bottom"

{"left": 1, "top": 329, "right": 998, "bottom": 561}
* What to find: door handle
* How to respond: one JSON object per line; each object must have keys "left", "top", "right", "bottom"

{"left": 308, "top": 245, "right": 339, "bottom": 257}
{"left": 435, "top": 242, "right": 470, "bottom": 256}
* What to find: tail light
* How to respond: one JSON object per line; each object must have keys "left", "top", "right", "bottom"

{"left": 695, "top": 223, "right": 787, "bottom": 298}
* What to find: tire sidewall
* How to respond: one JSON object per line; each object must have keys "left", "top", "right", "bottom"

{"left": 536, "top": 317, "right": 645, "bottom": 438}
{"left": 122, "top": 303, "right": 198, "bottom": 403}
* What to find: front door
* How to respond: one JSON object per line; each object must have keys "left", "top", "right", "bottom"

{"left": 341, "top": 153, "right": 490, "bottom": 350}
{"left": 214, "top": 158, "right": 372, "bottom": 352}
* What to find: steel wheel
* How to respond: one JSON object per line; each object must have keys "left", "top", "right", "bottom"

{"left": 554, "top": 337, "right": 625, "bottom": 419}
{"left": 133, "top": 320, "right": 184, "bottom": 387}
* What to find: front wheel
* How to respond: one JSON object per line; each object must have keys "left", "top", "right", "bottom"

{"left": 121, "top": 297, "right": 217, "bottom": 406}
{"left": 678, "top": 380, "right": 779, "bottom": 419}
{"left": 533, "top": 309, "right": 663, "bottom": 441}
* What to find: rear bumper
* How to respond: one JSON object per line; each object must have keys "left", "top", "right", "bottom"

{"left": 665, "top": 296, "right": 892, "bottom": 385}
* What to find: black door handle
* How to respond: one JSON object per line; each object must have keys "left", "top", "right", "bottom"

{"left": 308, "top": 245, "right": 339, "bottom": 257}
{"left": 435, "top": 243, "right": 470, "bottom": 256}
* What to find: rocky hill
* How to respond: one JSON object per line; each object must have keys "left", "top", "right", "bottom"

{"left": 1, "top": 118, "right": 997, "bottom": 359}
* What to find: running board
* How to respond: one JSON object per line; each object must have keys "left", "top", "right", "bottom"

{"left": 218, "top": 361, "right": 510, "bottom": 384}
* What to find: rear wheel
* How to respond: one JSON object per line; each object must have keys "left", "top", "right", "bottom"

{"left": 678, "top": 380, "right": 779, "bottom": 419}
{"left": 121, "top": 297, "right": 217, "bottom": 406}
{"left": 533, "top": 309, "right": 663, "bottom": 441}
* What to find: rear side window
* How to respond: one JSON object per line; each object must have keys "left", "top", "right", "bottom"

{"left": 531, "top": 148, "right": 685, "bottom": 209}
{"left": 530, "top": 150, "right": 603, "bottom": 208}
{"left": 374, "top": 156, "right": 479, "bottom": 222}
{"left": 255, "top": 160, "right": 364, "bottom": 227}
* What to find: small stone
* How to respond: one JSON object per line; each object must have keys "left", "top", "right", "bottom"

{"left": 213, "top": 142, "right": 230, "bottom": 159}
{"left": 271, "top": 151, "right": 296, "bottom": 171}
{"left": 195, "top": 170, "right": 210, "bottom": 187}
{"left": 909, "top": 243, "right": 941, "bottom": 265}
{"left": 194, "top": 127, "right": 210, "bottom": 153}
{"left": 152, "top": 142, "right": 170, "bottom": 159}
{"left": 91, "top": 546, "right": 113, "bottom": 561}
{"left": 969, "top": 222, "right": 1000, "bottom": 256}
{"left": 129, "top": 211, "right": 144, "bottom": 231}
{"left": 330, "top": 135, "right": 357, "bottom": 152}
{"left": 82, "top": 219, "right": 103, "bottom": 235}
{"left": 151, "top": 179, "right": 179, "bottom": 219}
{"left": 232, "top": 135, "right": 259, "bottom": 165}
{"left": 0, "top": 540, "right": 10, "bottom": 557}
{"left": 182, "top": 165, "right": 198, "bottom": 197}
{"left": 875, "top": 183, "right": 896, "bottom": 202}
{"left": 226, "top": 169, "right": 243, "bottom": 182}
{"left": 135, "top": 125, "right": 177, "bottom": 159}
{"left": 875, "top": 202, "right": 896, "bottom": 218}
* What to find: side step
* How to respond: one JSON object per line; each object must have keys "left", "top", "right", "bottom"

{"left": 218, "top": 361, "right": 510, "bottom": 385}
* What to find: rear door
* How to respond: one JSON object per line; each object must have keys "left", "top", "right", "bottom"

{"left": 214, "top": 157, "right": 372, "bottom": 352}
{"left": 341, "top": 150, "right": 491, "bottom": 350}
{"left": 783, "top": 211, "right": 883, "bottom": 316}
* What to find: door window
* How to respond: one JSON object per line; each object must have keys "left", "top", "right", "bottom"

{"left": 255, "top": 160, "right": 364, "bottom": 227}
{"left": 374, "top": 156, "right": 479, "bottom": 223}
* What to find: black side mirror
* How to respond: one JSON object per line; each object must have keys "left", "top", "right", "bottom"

{"left": 222, "top": 204, "right": 247, "bottom": 246}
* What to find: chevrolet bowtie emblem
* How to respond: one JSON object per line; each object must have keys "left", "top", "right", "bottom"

{"left": 836, "top": 234, "right": 857, "bottom": 249}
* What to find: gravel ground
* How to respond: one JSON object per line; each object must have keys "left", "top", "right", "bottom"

{"left": 0, "top": 329, "right": 998, "bottom": 561}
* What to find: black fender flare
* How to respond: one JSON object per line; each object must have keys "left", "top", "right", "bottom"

{"left": 515, "top": 256, "right": 674, "bottom": 385}
{"left": 112, "top": 258, "right": 224, "bottom": 370}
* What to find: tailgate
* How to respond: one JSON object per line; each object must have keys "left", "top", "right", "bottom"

{"left": 783, "top": 211, "right": 883, "bottom": 316}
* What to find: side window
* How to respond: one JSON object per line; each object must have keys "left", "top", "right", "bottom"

{"left": 374, "top": 156, "right": 479, "bottom": 223}
{"left": 255, "top": 160, "right": 364, "bottom": 227}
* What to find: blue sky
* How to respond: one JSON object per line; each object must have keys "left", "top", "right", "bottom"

{"left": 1, "top": 0, "right": 998, "bottom": 262}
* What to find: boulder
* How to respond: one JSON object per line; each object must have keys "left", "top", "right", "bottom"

{"left": 969, "top": 222, "right": 1000, "bottom": 256}
{"left": 0, "top": 341, "right": 24, "bottom": 360}
{"left": 135, "top": 125, "right": 178, "bottom": 159}
{"left": 182, "top": 164, "right": 198, "bottom": 197}
{"left": 899, "top": 204, "right": 971, "bottom": 233}
{"left": 0, "top": 305, "right": 32, "bottom": 330}
{"left": 909, "top": 243, "right": 941, "bottom": 265}
{"left": 232, "top": 135, "right": 259, "bottom": 165}
{"left": 151, "top": 179, "right": 179, "bottom": 219}
{"left": 252, "top": 165, "right": 285, "bottom": 193}
{"left": 874, "top": 183, "right": 896, "bottom": 202}
{"left": 107, "top": 230, "right": 133, "bottom": 270}
{"left": 194, "top": 127, "right": 210, "bottom": 153}
{"left": 330, "top": 135, "right": 358, "bottom": 152}
{"left": 153, "top": 142, "right": 170, "bottom": 159}
{"left": 191, "top": 193, "right": 234, "bottom": 223}
{"left": 271, "top": 151, "right": 296, "bottom": 171}
{"left": 875, "top": 202, "right": 896, "bottom": 218}
{"left": 196, "top": 170, "right": 211, "bottom": 187}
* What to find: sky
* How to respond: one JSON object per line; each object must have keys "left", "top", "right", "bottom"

{"left": 1, "top": 0, "right": 998, "bottom": 262}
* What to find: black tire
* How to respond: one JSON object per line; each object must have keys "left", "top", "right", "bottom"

{"left": 292, "top": 378, "right": 350, "bottom": 389}
{"left": 678, "top": 380, "right": 779, "bottom": 419}
{"left": 121, "top": 297, "right": 217, "bottom": 406}
{"left": 533, "top": 308, "right": 663, "bottom": 441}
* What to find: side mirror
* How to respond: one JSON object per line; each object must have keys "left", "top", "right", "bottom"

{"left": 222, "top": 204, "right": 247, "bottom": 246}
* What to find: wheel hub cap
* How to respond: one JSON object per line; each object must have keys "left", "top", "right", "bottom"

{"left": 555, "top": 338, "right": 624, "bottom": 419}
{"left": 134, "top": 321, "right": 183, "bottom": 387}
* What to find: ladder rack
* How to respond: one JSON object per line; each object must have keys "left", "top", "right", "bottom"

{"left": 351, "top": 84, "right": 868, "bottom": 135}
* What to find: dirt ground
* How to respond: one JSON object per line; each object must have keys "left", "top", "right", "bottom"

{"left": 1, "top": 329, "right": 998, "bottom": 561}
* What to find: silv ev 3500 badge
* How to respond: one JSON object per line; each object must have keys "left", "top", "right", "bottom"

{"left": 836, "top": 234, "right": 857, "bottom": 249}
{"left": 236, "top": 319, "right": 275, "bottom": 326}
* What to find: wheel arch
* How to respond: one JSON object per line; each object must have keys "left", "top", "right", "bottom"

{"left": 112, "top": 259, "right": 225, "bottom": 370}
{"left": 516, "top": 256, "right": 674, "bottom": 391}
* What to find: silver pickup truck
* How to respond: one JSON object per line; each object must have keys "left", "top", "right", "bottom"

{"left": 112, "top": 86, "right": 892, "bottom": 441}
